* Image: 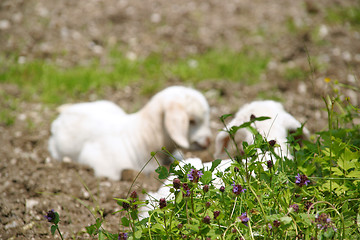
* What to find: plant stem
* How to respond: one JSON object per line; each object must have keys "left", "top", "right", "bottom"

{"left": 56, "top": 225, "right": 64, "bottom": 240}
{"left": 230, "top": 196, "right": 237, "bottom": 219}
{"left": 248, "top": 182, "right": 266, "bottom": 221}
{"left": 163, "top": 212, "right": 169, "bottom": 239}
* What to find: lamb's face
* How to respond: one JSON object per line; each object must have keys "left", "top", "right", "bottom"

{"left": 161, "top": 86, "right": 212, "bottom": 151}
{"left": 185, "top": 99, "right": 212, "bottom": 151}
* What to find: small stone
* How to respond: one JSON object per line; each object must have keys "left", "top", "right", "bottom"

{"left": 0, "top": 19, "right": 10, "bottom": 30}
{"left": 150, "top": 13, "right": 161, "bottom": 23}
{"left": 318, "top": 25, "right": 328, "bottom": 38}
{"left": 26, "top": 199, "right": 39, "bottom": 210}
{"left": 5, "top": 220, "right": 19, "bottom": 229}
{"left": 298, "top": 82, "right": 307, "bottom": 94}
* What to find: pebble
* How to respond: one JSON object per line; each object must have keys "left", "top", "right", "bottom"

{"left": 5, "top": 220, "right": 19, "bottom": 230}
{"left": 297, "top": 82, "right": 307, "bottom": 94}
{"left": 318, "top": 25, "right": 328, "bottom": 38}
{"left": 0, "top": 19, "right": 10, "bottom": 30}
{"left": 347, "top": 74, "right": 356, "bottom": 84}
{"left": 82, "top": 189, "right": 90, "bottom": 199}
{"left": 26, "top": 199, "right": 39, "bottom": 210}
{"left": 150, "top": 13, "right": 161, "bottom": 23}
{"left": 23, "top": 221, "right": 35, "bottom": 231}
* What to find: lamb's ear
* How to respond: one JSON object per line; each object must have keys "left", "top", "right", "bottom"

{"left": 164, "top": 103, "right": 190, "bottom": 149}
{"left": 214, "top": 131, "right": 231, "bottom": 158}
{"left": 282, "top": 113, "right": 310, "bottom": 139}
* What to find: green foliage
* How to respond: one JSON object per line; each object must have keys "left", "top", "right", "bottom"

{"left": 168, "top": 48, "right": 268, "bottom": 84}
{"left": 107, "top": 81, "right": 359, "bottom": 239}
{"left": 44, "top": 80, "right": 359, "bottom": 239}
{"left": 0, "top": 48, "right": 268, "bottom": 104}
{"left": 284, "top": 66, "right": 309, "bottom": 81}
{"left": 0, "top": 91, "right": 18, "bottom": 126}
{"left": 325, "top": 5, "right": 360, "bottom": 29}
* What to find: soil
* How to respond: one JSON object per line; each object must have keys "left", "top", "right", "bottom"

{"left": 0, "top": 0, "right": 359, "bottom": 239}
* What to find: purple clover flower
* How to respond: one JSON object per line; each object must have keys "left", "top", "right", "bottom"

{"left": 315, "top": 213, "right": 336, "bottom": 232}
{"left": 187, "top": 169, "right": 203, "bottom": 183}
{"left": 273, "top": 219, "right": 281, "bottom": 228}
{"left": 203, "top": 215, "right": 211, "bottom": 224}
{"left": 239, "top": 212, "right": 249, "bottom": 226}
{"left": 232, "top": 182, "right": 246, "bottom": 195}
{"left": 44, "top": 209, "right": 56, "bottom": 223}
{"left": 182, "top": 183, "right": 191, "bottom": 197}
{"left": 118, "top": 232, "right": 128, "bottom": 240}
{"left": 122, "top": 201, "right": 130, "bottom": 210}
{"left": 305, "top": 201, "right": 313, "bottom": 210}
{"left": 295, "top": 174, "right": 310, "bottom": 187}
{"left": 290, "top": 204, "right": 299, "bottom": 212}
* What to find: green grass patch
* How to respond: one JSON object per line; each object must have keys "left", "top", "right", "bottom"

{"left": 283, "top": 66, "right": 309, "bottom": 81}
{"left": 0, "top": 91, "right": 19, "bottom": 126}
{"left": 168, "top": 48, "right": 268, "bottom": 84}
{"left": 325, "top": 5, "right": 360, "bottom": 28}
{"left": 257, "top": 89, "right": 284, "bottom": 102}
{"left": 0, "top": 48, "right": 268, "bottom": 104}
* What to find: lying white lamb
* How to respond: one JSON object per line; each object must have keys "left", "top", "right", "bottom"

{"left": 214, "top": 100, "right": 309, "bottom": 160}
{"left": 143, "top": 100, "right": 309, "bottom": 216}
{"left": 48, "top": 86, "right": 212, "bottom": 180}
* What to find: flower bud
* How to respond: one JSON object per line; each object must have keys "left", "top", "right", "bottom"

{"left": 203, "top": 184, "right": 209, "bottom": 193}
{"left": 159, "top": 198, "right": 167, "bottom": 209}
{"left": 122, "top": 202, "right": 130, "bottom": 210}
{"left": 173, "top": 178, "right": 181, "bottom": 189}
{"left": 269, "top": 140, "right": 276, "bottom": 147}
{"left": 203, "top": 215, "right": 211, "bottom": 224}
{"left": 130, "top": 191, "right": 138, "bottom": 199}
{"left": 213, "top": 210, "right": 220, "bottom": 219}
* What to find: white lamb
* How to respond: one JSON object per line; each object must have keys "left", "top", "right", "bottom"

{"left": 214, "top": 100, "right": 309, "bottom": 160}
{"left": 48, "top": 86, "right": 212, "bottom": 180}
{"left": 142, "top": 100, "right": 309, "bottom": 217}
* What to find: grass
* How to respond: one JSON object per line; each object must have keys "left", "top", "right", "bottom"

{"left": 325, "top": 4, "right": 360, "bottom": 29}
{"left": 0, "top": 90, "right": 19, "bottom": 126}
{"left": 168, "top": 48, "right": 268, "bottom": 84}
{"left": 0, "top": 48, "right": 268, "bottom": 105}
{"left": 283, "top": 66, "right": 309, "bottom": 82}
{"left": 45, "top": 79, "right": 360, "bottom": 239}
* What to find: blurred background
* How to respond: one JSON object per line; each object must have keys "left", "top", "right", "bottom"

{"left": 0, "top": 0, "right": 359, "bottom": 238}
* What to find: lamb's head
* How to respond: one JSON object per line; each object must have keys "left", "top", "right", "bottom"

{"left": 152, "top": 86, "right": 212, "bottom": 151}
{"left": 214, "top": 119, "right": 251, "bottom": 159}
{"left": 214, "top": 100, "right": 310, "bottom": 160}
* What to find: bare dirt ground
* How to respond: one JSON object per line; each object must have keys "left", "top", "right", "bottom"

{"left": 0, "top": 0, "right": 359, "bottom": 239}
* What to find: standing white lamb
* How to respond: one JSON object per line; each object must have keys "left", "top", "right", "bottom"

{"left": 48, "top": 86, "right": 212, "bottom": 180}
